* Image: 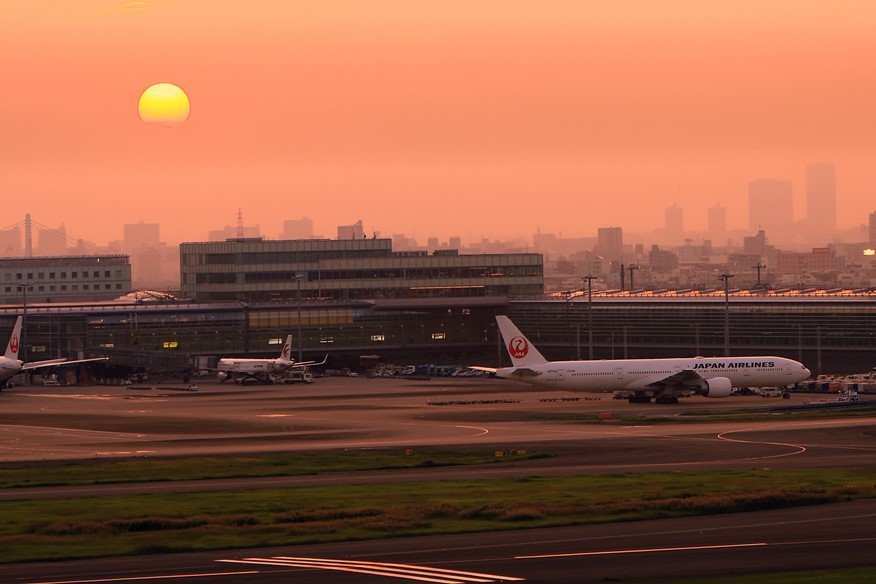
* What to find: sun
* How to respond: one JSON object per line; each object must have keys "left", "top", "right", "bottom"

{"left": 138, "top": 83, "right": 190, "bottom": 128}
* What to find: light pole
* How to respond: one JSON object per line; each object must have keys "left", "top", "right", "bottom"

{"left": 627, "top": 265, "right": 639, "bottom": 291}
{"left": 582, "top": 275, "right": 596, "bottom": 360}
{"left": 16, "top": 282, "right": 33, "bottom": 364}
{"left": 295, "top": 274, "right": 303, "bottom": 362}
{"left": 718, "top": 273, "right": 734, "bottom": 357}
{"left": 752, "top": 263, "right": 767, "bottom": 290}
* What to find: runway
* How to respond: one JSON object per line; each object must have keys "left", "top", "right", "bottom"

{"left": 4, "top": 499, "right": 876, "bottom": 583}
{"left": 2, "top": 376, "right": 875, "bottom": 582}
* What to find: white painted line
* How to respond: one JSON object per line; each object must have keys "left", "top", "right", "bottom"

{"left": 516, "top": 541, "right": 768, "bottom": 559}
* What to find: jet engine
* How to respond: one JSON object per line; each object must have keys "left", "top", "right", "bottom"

{"left": 216, "top": 371, "right": 230, "bottom": 381}
{"left": 698, "top": 377, "right": 732, "bottom": 398}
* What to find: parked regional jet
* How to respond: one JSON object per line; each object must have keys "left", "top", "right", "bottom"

{"left": 216, "top": 335, "right": 326, "bottom": 384}
{"left": 1, "top": 316, "right": 108, "bottom": 389}
{"left": 475, "top": 315, "right": 811, "bottom": 404}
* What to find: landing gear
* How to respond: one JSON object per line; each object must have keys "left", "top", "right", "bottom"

{"left": 655, "top": 394, "right": 679, "bottom": 404}
{"left": 628, "top": 393, "right": 652, "bottom": 404}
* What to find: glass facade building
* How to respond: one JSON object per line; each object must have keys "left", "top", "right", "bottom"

{"left": 180, "top": 238, "right": 544, "bottom": 301}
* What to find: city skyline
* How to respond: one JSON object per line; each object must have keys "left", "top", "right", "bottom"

{"left": 3, "top": 1, "right": 876, "bottom": 245}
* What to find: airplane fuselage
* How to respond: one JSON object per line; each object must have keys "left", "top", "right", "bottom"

{"left": 497, "top": 355, "right": 809, "bottom": 393}
{"left": 0, "top": 358, "right": 24, "bottom": 384}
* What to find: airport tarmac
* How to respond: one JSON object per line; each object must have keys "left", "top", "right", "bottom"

{"left": 0, "top": 376, "right": 874, "bottom": 469}
{"left": 3, "top": 376, "right": 876, "bottom": 582}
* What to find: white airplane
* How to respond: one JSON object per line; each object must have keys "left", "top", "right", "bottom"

{"left": 216, "top": 335, "right": 326, "bottom": 383}
{"left": 475, "top": 315, "right": 811, "bottom": 404}
{"left": 1, "top": 316, "right": 108, "bottom": 389}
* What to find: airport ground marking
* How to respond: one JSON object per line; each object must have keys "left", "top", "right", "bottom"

{"left": 218, "top": 557, "right": 524, "bottom": 583}
{"left": 716, "top": 429, "right": 807, "bottom": 458}
{"left": 30, "top": 571, "right": 260, "bottom": 584}
{"left": 516, "top": 542, "right": 767, "bottom": 559}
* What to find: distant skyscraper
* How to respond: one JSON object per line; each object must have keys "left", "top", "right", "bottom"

{"left": 36, "top": 224, "right": 67, "bottom": 256}
{"left": 0, "top": 225, "right": 22, "bottom": 257}
{"left": 282, "top": 217, "right": 314, "bottom": 240}
{"left": 748, "top": 179, "right": 793, "bottom": 242}
{"left": 338, "top": 220, "right": 365, "bottom": 240}
{"left": 870, "top": 211, "right": 876, "bottom": 247}
{"left": 708, "top": 203, "right": 726, "bottom": 237}
{"left": 664, "top": 204, "right": 683, "bottom": 235}
{"left": 596, "top": 226, "right": 623, "bottom": 264}
{"left": 806, "top": 163, "right": 837, "bottom": 234}
{"left": 123, "top": 221, "right": 160, "bottom": 251}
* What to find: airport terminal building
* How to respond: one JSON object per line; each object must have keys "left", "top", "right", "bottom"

{"left": 180, "top": 238, "right": 544, "bottom": 301}
{"left": 0, "top": 255, "right": 132, "bottom": 304}
{"left": 1, "top": 288, "right": 874, "bottom": 375}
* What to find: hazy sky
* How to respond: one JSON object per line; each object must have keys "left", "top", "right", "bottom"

{"left": 2, "top": 1, "right": 875, "bottom": 246}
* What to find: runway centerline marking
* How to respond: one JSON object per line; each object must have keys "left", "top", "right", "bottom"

{"left": 516, "top": 542, "right": 767, "bottom": 559}
{"left": 716, "top": 429, "right": 807, "bottom": 459}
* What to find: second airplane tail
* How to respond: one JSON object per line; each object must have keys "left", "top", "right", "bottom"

{"left": 496, "top": 315, "right": 548, "bottom": 367}
{"left": 4, "top": 316, "right": 22, "bottom": 360}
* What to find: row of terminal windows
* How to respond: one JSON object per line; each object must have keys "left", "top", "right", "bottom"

{"left": 4, "top": 284, "right": 123, "bottom": 293}
{"left": 7, "top": 270, "right": 123, "bottom": 281}
{"left": 195, "top": 266, "right": 543, "bottom": 284}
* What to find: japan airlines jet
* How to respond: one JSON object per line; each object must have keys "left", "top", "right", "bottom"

{"left": 216, "top": 335, "right": 326, "bottom": 383}
{"left": 478, "top": 316, "right": 811, "bottom": 404}
{"left": 1, "top": 316, "right": 108, "bottom": 389}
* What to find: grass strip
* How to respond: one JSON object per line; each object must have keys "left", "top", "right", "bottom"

{"left": 0, "top": 449, "right": 546, "bottom": 489}
{"left": 2, "top": 468, "right": 874, "bottom": 563}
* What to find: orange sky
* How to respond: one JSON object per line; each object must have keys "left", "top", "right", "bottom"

{"left": 2, "top": 1, "right": 875, "bottom": 246}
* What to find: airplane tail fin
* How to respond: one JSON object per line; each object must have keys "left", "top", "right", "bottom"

{"left": 280, "top": 335, "right": 294, "bottom": 362}
{"left": 496, "top": 315, "right": 548, "bottom": 367}
{"left": 5, "top": 316, "right": 22, "bottom": 360}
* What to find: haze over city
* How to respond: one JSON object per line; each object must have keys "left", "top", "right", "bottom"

{"left": 3, "top": 1, "right": 875, "bottom": 246}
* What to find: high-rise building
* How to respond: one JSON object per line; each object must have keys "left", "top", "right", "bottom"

{"left": 0, "top": 225, "right": 22, "bottom": 257}
{"left": 664, "top": 204, "right": 683, "bottom": 235}
{"left": 708, "top": 204, "right": 726, "bottom": 238}
{"left": 806, "top": 163, "right": 837, "bottom": 234}
{"left": 338, "top": 220, "right": 365, "bottom": 240}
{"left": 123, "top": 221, "right": 160, "bottom": 251}
{"left": 36, "top": 224, "right": 67, "bottom": 256}
{"left": 748, "top": 179, "right": 793, "bottom": 242}
{"left": 869, "top": 211, "right": 876, "bottom": 247}
{"left": 596, "top": 226, "right": 623, "bottom": 264}
{"left": 281, "top": 217, "right": 314, "bottom": 240}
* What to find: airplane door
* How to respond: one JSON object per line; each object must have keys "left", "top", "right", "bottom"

{"left": 558, "top": 369, "right": 565, "bottom": 382}
{"left": 615, "top": 367, "right": 623, "bottom": 380}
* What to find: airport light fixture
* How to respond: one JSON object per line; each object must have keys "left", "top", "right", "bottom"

{"left": 582, "top": 275, "right": 596, "bottom": 360}
{"left": 294, "top": 274, "right": 303, "bottom": 362}
{"left": 16, "top": 282, "right": 33, "bottom": 364}
{"left": 718, "top": 273, "right": 734, "bottom": 357}
{"left": 627, "top": 264, "right": 639, "bottom": 291}
{"left": 752, "top": 263, "right": 767, "bottom": 289}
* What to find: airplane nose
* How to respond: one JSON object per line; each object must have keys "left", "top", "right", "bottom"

{"left": 803, "top": 368, "right": 811, "bottom": 378}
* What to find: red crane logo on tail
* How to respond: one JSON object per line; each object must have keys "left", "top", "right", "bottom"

{"left": 282, "top": 343, "right": 290, "bottom": 359}
{"left": 10, "top": 334, "right": 19, "bottom": 354}
{"left": 508, "top": 336, "right": 529, "bottom": 359}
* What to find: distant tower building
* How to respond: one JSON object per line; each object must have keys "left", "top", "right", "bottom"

{"left": 664, "top": 204, "right": 683, "bottom": 240}
{"left": 338, "top": 220, "right": 365, "bottom": 240}
{"left": 708, "top": 203, "right": 727, "bottom": 239}
{"left": 36, "top": 224, "right": 67, "bottom": 256}
{"left": 870, "top": 211, "right": 876, "bottom": 247}
{"left": 123, "top": 221, "right": 160, "bottom": 251}
{"left": 596, "top": 226, "right": 623, "bottom": 264}
{"left": 806, "top": 163, "right": 837, "bottom": 235}
{"left": 448, "top": 236, "right": 462, "bottom": 249}
{"left": 748, "top": 179, "right": 793, "bottom": 243}
{"left": 0, "top": 225, "right": 22, "bottom": 256}
{"left": 282, "top": 217, "right": 314, "bottom": 240}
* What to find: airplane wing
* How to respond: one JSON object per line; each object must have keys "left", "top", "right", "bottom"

{"left": 290, "top": 354, "right": 329, "bottom": 369}
{"left": 506, "top": 367, "right": 542, "bottom": 378}
{"left": 468, "top": 366, "right": 497, "bottom": 374}
{"left": 22, "top": 357, "right": 108, "bottom": 371}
